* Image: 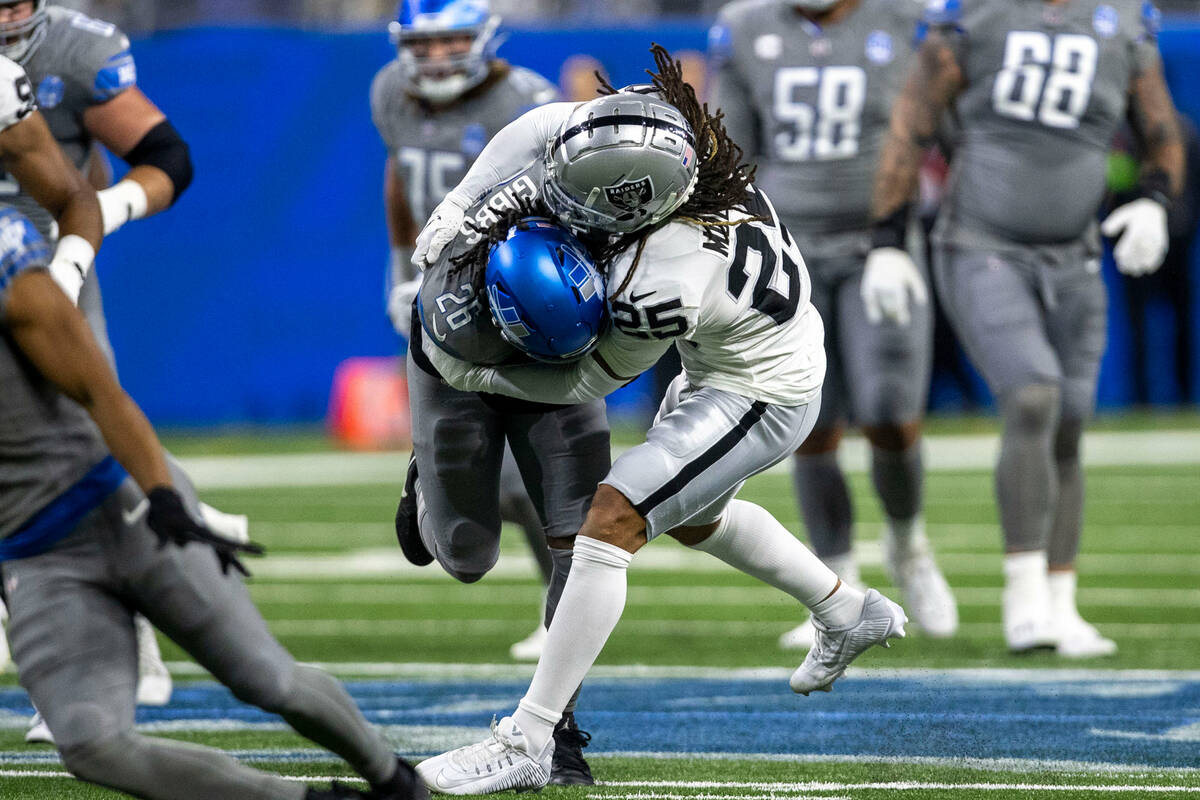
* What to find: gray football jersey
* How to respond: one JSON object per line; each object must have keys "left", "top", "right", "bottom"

{"left": 417, "top": 158, "right": 546, "bottom": 366}
{"left": 371, "top": 61, "right": 558, "bottom": 225}
{"left": 932, "top": 0, "right": 1161, "bottom": 247}
{"left": 710, "top": 0, "right": 922, "bottom": 236}
{"left": 0, "top": 7, "right": 135, "bottom": 239}
{"left": 0, "top": 211, "right": 108, "bottom": 537}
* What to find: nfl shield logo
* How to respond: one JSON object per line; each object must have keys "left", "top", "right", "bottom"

{"left": 866, "top": 31, "right": 894, "bottom": 64}
{"left": 37, "top": 75, "right": 64, "bottom": 109}
{"left": 1093, "top": 4, "right": 1119, "bottom": 38}
{"left": 604, "top": 176, "right": 654, "bottom": 211}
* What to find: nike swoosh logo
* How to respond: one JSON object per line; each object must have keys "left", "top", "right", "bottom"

{"left": 630, "top": 290, "right": 654, "bottom": 303}
{"left": 122, "top": 498, "right": 149, "bottom": 526}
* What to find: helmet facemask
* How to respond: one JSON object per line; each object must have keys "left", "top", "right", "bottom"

{"left": 388, "top": 1, "right": 500, "bottom": 104}
{"left": 0, "top": 0, "right": 47, "bottom": 64}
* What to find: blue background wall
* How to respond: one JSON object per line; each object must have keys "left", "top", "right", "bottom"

{"left": 97, "top": 21, "right": 1200, "bottom": 426}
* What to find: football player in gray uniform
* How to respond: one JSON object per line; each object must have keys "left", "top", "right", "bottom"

{"left": 0, "top": 0, "right": 204, "bottom": 736}
{"left": 710, "top": 0, "right": 957, "bottom": 650}
{"left": 868, "top": 0, "right": 1183, "bottom": 656}
{"left": 370, "top": 0, "right": 564, "bottom": 663}
{"left": 0, "top": 56, "right": 424, "bottom": 800}
{"left": 412, "top": 48, "right": 907, "bottom": 795}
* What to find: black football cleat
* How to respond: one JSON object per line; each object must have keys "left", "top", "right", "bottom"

{"left": 548, "top": 711, "right": 594, "bottom": 786}
{"left": 395, "top": 455, "right": 433, "bottom": 566}
{"left": 371, "top": 756, "right": 429, "bottom": 800}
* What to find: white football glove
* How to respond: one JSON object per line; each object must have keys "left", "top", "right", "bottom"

{"left": 47, "top": 234, "right": 96, "bottom": 305}
{"left": 861, "top": 247, "right": 929, "bottom": 326}
{"left": 413, "top": 197, "right": 467, "bottom": 268}
{"left": 1101, "top": 198, "right": 1169, "bottom": 277}
{"left": 387, "top": 277, "right": 422, "bottom": 338}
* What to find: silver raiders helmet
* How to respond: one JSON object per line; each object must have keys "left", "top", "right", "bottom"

{"left": 542, "top": 92, "right": 700, "bottom": 235}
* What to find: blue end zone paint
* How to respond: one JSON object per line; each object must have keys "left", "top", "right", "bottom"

{"left": 2, "top": 674, "right": 1197, "bottom": 768}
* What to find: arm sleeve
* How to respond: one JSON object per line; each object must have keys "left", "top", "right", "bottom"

{"left": 443, "top": 101, "right": 577, "bottom": 208}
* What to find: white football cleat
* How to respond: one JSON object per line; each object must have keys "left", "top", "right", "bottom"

{"left": 417, "top": 716, "right": 552, "bottom": 795}
{"left": 1055, "top": 617, "right": 1118, "bottom": 659}
{"left": 134, "top": 615, "right": 172, "bottom": 706}
{"left": 790, "top": 589, "right": 907, "bottom": 695}
{"left": 1049, "top": 571, "right": 1116, "bottom": 658}
{"left": 25, "top": 711, "right": 53, "bottom": 744}
{"left": 778, "top": 617, "right": 816, "bottom": 650}
{"left": 882, "top": 526, "right": 958, "bottom": 638}
{"left": 199, "top": 502, "right": 250, "bottom": 544}
{"left": 1003, "top": 552, "right": 1056, "bottom": 653}
{"left": 509, "top": 625, "right": 547, "bottom": 662}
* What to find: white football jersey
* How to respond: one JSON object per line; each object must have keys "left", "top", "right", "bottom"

{"left": 0, "top": 55, "right": 34, "bottom": 133}
{"left": 603, "top": 187, "right": 825, "bottom": 406}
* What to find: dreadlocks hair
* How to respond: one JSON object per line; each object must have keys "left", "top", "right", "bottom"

{"left": 448, "top": 196, "right": 556, "bottom": 293}
{"left": 596, "top": 43, "right": 760, "bottom": 295}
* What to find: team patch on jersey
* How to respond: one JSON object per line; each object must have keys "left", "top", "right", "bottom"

{"left": 1093, "top": 4, "right": 1120, "bottom": 38}
{"left": 708, "top": 23, "right": 733, "bottom": 64}
{"left": 93, "top": 49, "right": 136, "bottom": 101}
{"left": 865, "top": 31, "right": 895, "bottom": 64}
{"left": 604, "top": 176, "right": 654, "bottom": 211}
{"left": 36, "top": 75, "right": 64, "bottom": 110}
{"left": 754, "top": 34, "right": 783, "bottom": 61}
{"left": 460, "top": 123, "right": 488, "bottom": 157}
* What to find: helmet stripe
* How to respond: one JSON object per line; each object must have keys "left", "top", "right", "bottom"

{"left": 550, "top": 114, "right": 695, "bottom": 155}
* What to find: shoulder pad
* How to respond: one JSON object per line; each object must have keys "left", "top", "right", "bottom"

{"left": 1140, "top": 1, "right": 1162, "bottom": 41}
{"left": 0, "top": 57, "right": 35, "bottom": 132}
{"left": 708, "top": 22, "right": 734, "bottom": 64}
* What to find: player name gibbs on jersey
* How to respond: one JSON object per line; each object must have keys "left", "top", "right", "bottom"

{"left": 462, "top": 166, "right": 541, "bottom": 247}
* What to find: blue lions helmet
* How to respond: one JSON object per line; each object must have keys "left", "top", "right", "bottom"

{"left": 389, "top": 0, "right": 500, "bottom": 104}
{"left": 485, "top": 218, "right": 607, "bottom": 364}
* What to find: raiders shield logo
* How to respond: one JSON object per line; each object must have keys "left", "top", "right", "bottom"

{"left": 604, "top": 176, "right": 655, "bottom": 211}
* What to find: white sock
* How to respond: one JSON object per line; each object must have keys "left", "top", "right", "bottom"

{"left": 690, "top": 500, "right": 864, "bottom": 627}
{"left": 1048, "top": 569, "right": 1081, "bottom": 623}
{"left": 822, "top": 551, "right": 862, "bottom": 589}
{"left": 512, "top": 536, "right": 632, "bottom": 756}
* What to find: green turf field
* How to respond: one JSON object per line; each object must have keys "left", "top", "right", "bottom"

{"left": 0, "top": 426, "right": 1197, "bottom": 798}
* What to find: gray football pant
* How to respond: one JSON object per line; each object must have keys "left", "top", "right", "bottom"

{"left": 1, "top": 481, "right": 396, "bottom": 800}
{"left": 934, "top": 245, "right": 1105, "bottom": 563}
{"left": 406, "top": 357, "right": 611, "bottom": 582}
{"left": 792, "top": 252, "right": 931, "bottom": 558}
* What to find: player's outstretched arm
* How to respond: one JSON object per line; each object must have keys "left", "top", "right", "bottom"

{"left": 423, "top": 326, "right": 670, "bottom": 405}
{"left": 414, "top": 101, "right": 578, "bottom": 267}
{"left": 6, "top": 268, "right": 171, "bottom": 491}
{"left": 4, "top": 269, "right": 262, "bottom": 573}
{"left": 0, "top": 110, "right": 103, "bottom": 303}
{"left": 83, "top": 88, "right": 193, "bottom": 235}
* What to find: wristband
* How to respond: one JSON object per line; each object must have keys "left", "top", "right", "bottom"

{"left": 47, "top": 234, "right": 96, "bottom": 305}
{"left": 870, "top": 204, "right": 911, "bottom": 251}
{"left": 1137, "top": 168, "right": 1173, "bottom": 212}
{"left": 97, "top": 179, "right": 149, "bottom": 236}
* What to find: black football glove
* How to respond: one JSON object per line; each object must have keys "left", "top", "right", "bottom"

{"left": 146, "top": 487, "right": 265, "bottom": 576}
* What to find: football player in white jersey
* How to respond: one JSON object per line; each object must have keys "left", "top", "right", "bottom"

{"left": 410, "top": 48, "right": 907, "bottom": 795}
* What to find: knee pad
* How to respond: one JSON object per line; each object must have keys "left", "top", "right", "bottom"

{"left": 1001, "top": 383, "right": 1062, "bottom": 436}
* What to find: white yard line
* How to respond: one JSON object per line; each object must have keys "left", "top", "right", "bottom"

{"left": 177, "top": 430, "right": 1200, "bottom": 490}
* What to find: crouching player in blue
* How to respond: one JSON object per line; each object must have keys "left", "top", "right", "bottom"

{"left": 0, "top": 205, "right": 427, "bottom": 800}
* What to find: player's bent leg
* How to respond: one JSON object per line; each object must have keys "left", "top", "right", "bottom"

{"left": 418, "top": 490, "right": 642, "bottom": 795}
{"left": 498, "top": 446, "right": 553, "bottom": 660}
{"left": 129, "top": 530, "right": 418, "bottom": 799}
